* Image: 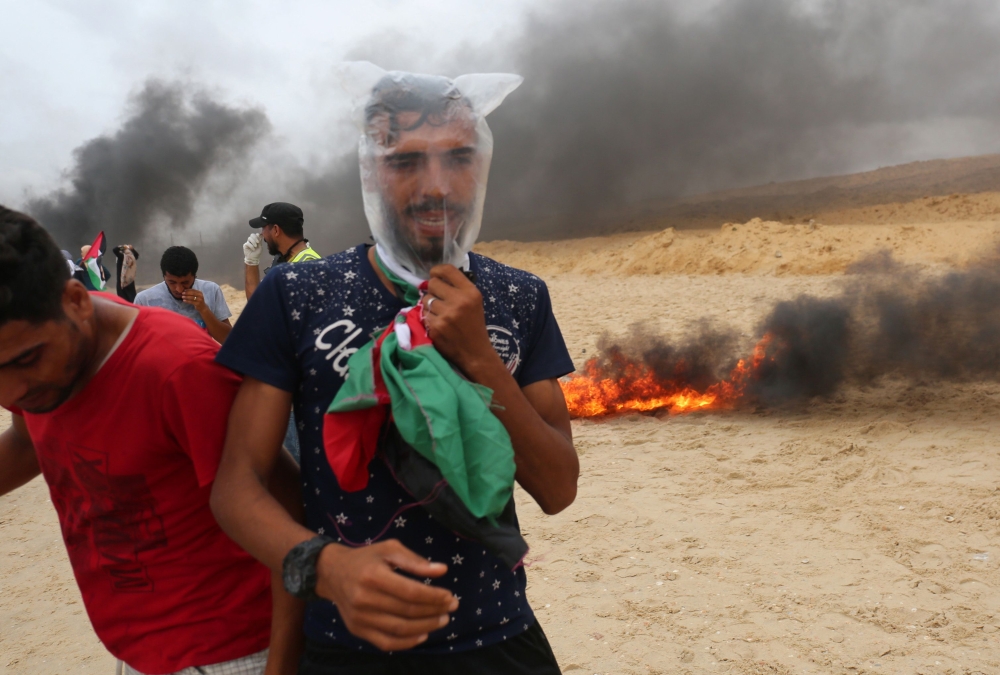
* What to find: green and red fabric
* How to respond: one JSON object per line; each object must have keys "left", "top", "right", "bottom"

{"left": 81, "top": 231, "right": 107, "bottom": 291}
{"left": 323, "top": 255, "right": 516, "bottom": 522}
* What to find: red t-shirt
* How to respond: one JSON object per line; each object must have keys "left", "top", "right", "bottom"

{"left": 9, "top": 302, "right": 270, "bottom": 674}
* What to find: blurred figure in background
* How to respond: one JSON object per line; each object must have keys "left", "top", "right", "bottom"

{"left": 135, "top": 246, "right": 232, "bottom": 343}
{"left": 73, "top": 243, "right": 109, "bottom": 291}
{"left": 60, "top": 250, "right": 77, "bottom": 277}
{"left": 243, "top": 202, "right": 319, "bottom": 301}
{"left": 113, "top": 244, "right": 139, "bottom": 302}
{"left": 242, "top": 202, "right": 319, "bottom": 462}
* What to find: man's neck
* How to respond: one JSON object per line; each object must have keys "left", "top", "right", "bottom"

{"left": 368, "top": 245, "right": 400, "bottom": 298}
{"left": 86, "top": 297, "right": 139, "bottom": 379}
{"left": 282, "top": 239, "right": 308, "bottom": 261}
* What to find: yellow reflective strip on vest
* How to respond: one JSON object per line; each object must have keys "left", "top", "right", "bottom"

{"left": 290, "top": 247, "right": 320, "bottom": 263}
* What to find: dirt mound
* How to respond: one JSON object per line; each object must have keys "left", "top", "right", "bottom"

{"left": 220, "top": 284, "right": 247, "bottom": 321}
{"left": 476, "top": 216, "right": 1000, "bottom": 277}
{"left": 822, "top": 191, "right": 1000, "bottom": 224}
{"left": 615, "top": 154, "right": 1000, "bottom": 231}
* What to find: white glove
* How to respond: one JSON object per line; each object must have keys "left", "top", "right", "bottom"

{"left": 243, "top": 232, "right": 263, "bottom": 266}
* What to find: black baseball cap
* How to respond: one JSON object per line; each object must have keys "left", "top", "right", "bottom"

{"left": 249, "top": 202, "right": 304, "bottom": 229}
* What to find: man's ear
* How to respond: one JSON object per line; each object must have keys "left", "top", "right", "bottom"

{"left": 62, "top": 279, "right": 94, "bottom": 324}
{"left": 271, "top": 224, "right": 284, "bottom": 240}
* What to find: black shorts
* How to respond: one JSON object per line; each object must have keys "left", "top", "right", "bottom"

{"left": 298, "top": 621, "right": 562, "bottom": 675}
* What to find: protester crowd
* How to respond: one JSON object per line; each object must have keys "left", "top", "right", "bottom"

{"left": 0, "top": 66, "right": 577, "bottom": 675}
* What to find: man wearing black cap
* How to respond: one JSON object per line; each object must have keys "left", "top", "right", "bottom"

{"left": 243, "top": 202, "right": 320, "bottom": 301}
{"left": 244, "top": 203, "right": 320, "bottom": 463}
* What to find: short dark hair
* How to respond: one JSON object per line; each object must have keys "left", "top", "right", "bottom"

{"left": 0, "top": 206, "right": 71, "bottom": 325}
{"left": 160, "top": 246, "right": 199, "bottom": 277}
{"left": 365, "top": 73, "right": 474, "bottom": 146}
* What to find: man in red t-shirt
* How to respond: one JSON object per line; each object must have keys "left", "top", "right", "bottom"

{"left": 0, "top": 206, "right": 301, "bottom": 674}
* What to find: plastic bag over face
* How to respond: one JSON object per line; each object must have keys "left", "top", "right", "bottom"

{"left": 338, "top": 62, "right": 523, "bottom": 279}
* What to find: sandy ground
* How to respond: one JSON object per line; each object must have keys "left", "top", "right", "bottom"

{"left": 5, "top": 204, "right": 1000, "bottom": 674}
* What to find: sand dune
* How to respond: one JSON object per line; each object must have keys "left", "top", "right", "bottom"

{"left": 5, "top": 201, "right": 1000, "bottom": 673}
{"left": 588, "top": 154, "right": 1000, "bottom": 233}
{"left": 477, "top": 215, "right": 1000, "bottom": 278}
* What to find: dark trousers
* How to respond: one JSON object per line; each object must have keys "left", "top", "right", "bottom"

{"left": 298, "top": 621, "right": 562, "bottom": 675}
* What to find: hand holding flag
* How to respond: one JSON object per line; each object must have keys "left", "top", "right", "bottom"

{"left": 81, "top": 232, "right": 107, "bottom": 291}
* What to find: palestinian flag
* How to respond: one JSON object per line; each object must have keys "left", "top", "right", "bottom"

{"left": 324, "top": 305, "right": 516, "bottom": 521}
{"left": 81, "top": 232, "right": 107, "bottom": 291}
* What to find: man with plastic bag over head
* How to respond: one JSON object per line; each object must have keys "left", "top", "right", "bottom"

{"left": 211, "top": 62, "right": 579, "bottom": 674}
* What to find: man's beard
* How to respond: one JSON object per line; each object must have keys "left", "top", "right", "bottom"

{"left": 384, "top": 197, "right": 467, "bottom": 269}
{"left": 20, "top": 325, "right": 93, "bottom": 414}
{"left": 267, "top": 238, "right": 281, "bottom": 256}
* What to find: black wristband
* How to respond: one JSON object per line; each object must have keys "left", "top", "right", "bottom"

{"left": 282, "top": 536, "right": 334, "bottom": 601}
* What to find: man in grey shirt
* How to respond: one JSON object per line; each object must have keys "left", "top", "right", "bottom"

{"left": 135, "top": 246, "right": 233, "bottom": 343}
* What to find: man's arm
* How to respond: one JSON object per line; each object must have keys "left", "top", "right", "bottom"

{"left": 0, "top": 414, "right": 41, "bottom": 497}
{"left": 423, "top": 266, "right": 579, "bottom": 515}
{"left": 264, "top": 448, "right": 306, "bottom": 675}
{"left": 210, "top": 377, "right": 458, "bottom": 652}
{"left": 244, "top": 233, "right": 264, "bottom": 300}
{"left": 245, "top": 264, "right": 261, "bottom": 301}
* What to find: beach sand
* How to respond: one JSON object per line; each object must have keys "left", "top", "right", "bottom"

{"left": 5, "top": 198, "right": 1000, "bottom": 674}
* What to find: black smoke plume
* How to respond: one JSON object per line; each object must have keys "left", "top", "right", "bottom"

{"left": 483, "top": 0, "right": 1000, "bottom": 238}
{"left": 26, "top": 80, "right": 269, "bottom": 253}
{"left": 580, "top": 253, "right": 1000, "bottom": 410}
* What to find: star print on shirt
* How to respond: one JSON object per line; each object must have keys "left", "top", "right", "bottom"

{"left": 291, "top": 309, "right": 301, "bottom": 321}
{"left": 492, "top": 580, "right": 501, "bottom": 590}
{"left": 394, "top": 517, "right": 406, "bottom": 528}
{"left": 335, "top": 513, "right": 348, "bottom": 524}
{"left": 425, "top": 536, "right": 433, "bottom": 544}
{"left": 285, "top": 271, "right": 298, "bottom": 280}
{"left": 509, "top": 284, "right": 518, "bottom": 292}
{"left": 343, "top": 306, "right": 355, "bottom": 317}
{"left": 344, "top": 271, "right": 357, "bottom": 280}
{"left": 365, "top": 495, "right": 374, "bottom": 503}
{"left": 452, "top": 554, "right": 464, "bottom": 565}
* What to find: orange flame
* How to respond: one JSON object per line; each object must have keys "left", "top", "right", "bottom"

{"left": 561, "top": 334, "right": 775, "bottom": 418}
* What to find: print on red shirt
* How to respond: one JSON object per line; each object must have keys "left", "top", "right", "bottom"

{"left": 46, "top": 441, "right": 167, "bottom": 593}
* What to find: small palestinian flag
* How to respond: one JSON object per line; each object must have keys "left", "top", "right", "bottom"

{"left": 81, "top": 231, "right": 107, "bottom": 291}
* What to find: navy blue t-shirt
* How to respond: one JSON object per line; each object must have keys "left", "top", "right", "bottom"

{"left": 216, "top": 244, "right": 574, "bottom": 654}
